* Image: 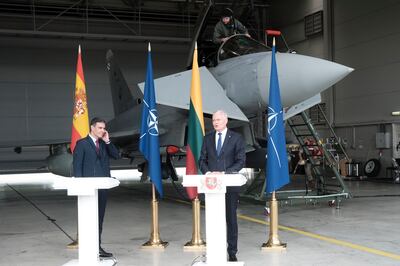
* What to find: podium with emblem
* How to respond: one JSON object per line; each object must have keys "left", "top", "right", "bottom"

{"left": 183, "top": 174, "right": 246, "bottom": 266}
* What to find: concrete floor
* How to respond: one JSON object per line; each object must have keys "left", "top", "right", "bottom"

{"left": 1, "top": 178, "right": 400, "bottom": 266}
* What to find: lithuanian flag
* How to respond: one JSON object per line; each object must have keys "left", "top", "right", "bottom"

{"left": 185, "top": 43, "right": 205, "bottom": 200}
{"left": 70, "top": 45, "right": 89, "bottom": 152}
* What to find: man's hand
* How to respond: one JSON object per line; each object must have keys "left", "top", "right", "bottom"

{"left": 101, "top": 130, "right": 110, "bottom": 143}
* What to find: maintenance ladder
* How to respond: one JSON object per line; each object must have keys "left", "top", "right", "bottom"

{"left": 241, "top": 104, "right": 351, "bottom": 206}
{"left": 287, "top": 105, "right": 351, "bottom": 199}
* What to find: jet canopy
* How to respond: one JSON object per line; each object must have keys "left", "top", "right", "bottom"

{"left": 217, "top": 34, "right": 271, "bottom": 62}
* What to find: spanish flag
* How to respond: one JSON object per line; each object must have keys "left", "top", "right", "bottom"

{"left": 70, "top": 45, "right": 89, "bottom": 152}
{"left": 185, "top": 43, "right": 205, "bottom": 200}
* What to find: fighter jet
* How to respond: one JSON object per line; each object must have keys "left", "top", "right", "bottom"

{"left": 100, "top": 33, "right": 352, "bottom": 178}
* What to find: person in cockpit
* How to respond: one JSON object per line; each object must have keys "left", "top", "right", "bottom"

{"left": 213, "top": 8, "right": 250, "bottom": 44}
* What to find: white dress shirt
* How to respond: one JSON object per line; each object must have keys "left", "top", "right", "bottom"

{"left": 88, "top": 134, "right": 98, "bottom": 145}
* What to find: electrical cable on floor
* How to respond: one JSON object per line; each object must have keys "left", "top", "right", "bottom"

{"left": 7, "top": 184, "right": 75, "bottom": 242}
{"left": 190, "top": 254, "right": 206, "bottom": 265}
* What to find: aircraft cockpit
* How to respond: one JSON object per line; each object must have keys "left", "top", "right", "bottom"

{"left": 217, "top": 34, "right": 271, "bottom": 63}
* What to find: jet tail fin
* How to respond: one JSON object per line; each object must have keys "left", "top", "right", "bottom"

{"left": 106, "top": 50, "right": 142, "bottom": 116}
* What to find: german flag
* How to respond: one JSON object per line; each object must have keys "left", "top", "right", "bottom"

{"left": 70, "top": 45, "right": 89, "bottom": 152}
{"left": 185, "top": 43, "right": 205, "bottom": 200}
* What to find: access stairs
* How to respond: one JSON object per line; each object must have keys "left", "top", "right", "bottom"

{"left": 242, "top": 104, "right": 351, "bottom": 207}
{"left": 286, "top": 105, "right": 351, "bottom": 203}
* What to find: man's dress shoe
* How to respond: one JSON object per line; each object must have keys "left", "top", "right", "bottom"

{"left": 228, "top": 254, "right": 238, "bottom": 262}
{"left": 99, "top": 247, "right": 113, "bottom": 258}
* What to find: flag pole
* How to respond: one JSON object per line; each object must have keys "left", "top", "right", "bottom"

{"left": 142, "top": 184, "right": 168, "bottom": 248}
{"left": 67, "top": 212, "right": 79, "bottom": 248}
{"left": 262, "top": 36, "right": 288, "bottom": 251}
{"left": 261, "top": 191, "right": 286, "bottom": 250}
{"left": 183, "top": 41, "right": 206, "bottom": 250}
{"left": 68, "top": 44, "right": 89, "bottom": 249}
{"left": 184, "top": 196, "right": 206, "bottom": 250}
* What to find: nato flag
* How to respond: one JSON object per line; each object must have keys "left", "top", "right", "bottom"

{"left": 266, "top": 41, "right": 290, "bottom": 193}
{"left": 139, "top": 43, "right": 163, "bottom": 197}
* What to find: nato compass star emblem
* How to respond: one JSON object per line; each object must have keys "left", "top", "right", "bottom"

{"left": 267, "top": 106, "right": 278, "bottom": 134}
{"left": 267, "top": 106, "right": 282, "bottom": 167}
{"left": 147, "top": 109, "right": 159, "bottom": 136}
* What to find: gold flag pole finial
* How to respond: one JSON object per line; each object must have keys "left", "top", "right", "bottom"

{"left": 142, "top": 184, "right": 168, "bottom": 249}
{"left": 261, "top": 191, "right": 287, "bottom": 250}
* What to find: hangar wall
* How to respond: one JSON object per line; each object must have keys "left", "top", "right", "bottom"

{"left": 269, "top": 0, "right": 324, "bottom": 58}
{"left": 0, "top": 37, "right": 188, "bottom": 146}
{"left": 332, "top": 0, "right": 400, "bottom": 175}
{"left": 333, "top": 0, "right": 400, "bottom": 125}
{"left": 271, "top": 0, "right": 400, "bottom": 177}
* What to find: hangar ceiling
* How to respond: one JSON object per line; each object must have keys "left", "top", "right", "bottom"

{"left": 0, "top": 0, "right": 270, "bottom": 43}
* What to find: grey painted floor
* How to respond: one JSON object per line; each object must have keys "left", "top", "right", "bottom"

{"left": 1, "top": 179, "right": 400, "bottom": 266}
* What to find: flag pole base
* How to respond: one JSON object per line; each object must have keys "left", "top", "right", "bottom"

{"left": 261, "top": 191, "right": 287, "bottom": 251}
{"left": 141, "top": 184, "right": 168, "bottom": 249}
{"left": 67, "top": 239, "right": 79, "bottom": 249}
{"left": 183, "top": 240, "right": 206, "bottom": 251}
{"left": 141, "top": 239, "right": 169, "bottom": 249}
{"left": 261, "top": 241, "right": 287, "bottom": 251}
{"left": 183, "top": 198, "right": 206, "bottom": 251}
{"left": 68, "top": 203, "right": 79, "bottom": 249}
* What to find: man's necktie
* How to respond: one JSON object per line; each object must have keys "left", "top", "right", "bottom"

{"left": 217, "top": 132, "right": 222, "bottom": 156}
{"left": 95, "top": 139, "right": 100, "bottom": 154}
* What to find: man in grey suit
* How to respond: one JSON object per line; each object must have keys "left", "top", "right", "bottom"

{"left": 199, "top": 110, "right": 246, "bottom": 262}
{"left": 73, "top": 117, "right": 120, "bottom": 258}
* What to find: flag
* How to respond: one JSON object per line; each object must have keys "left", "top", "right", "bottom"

{"left": 266, "top": 39, "right": 290, "bottom": 193}
{"left": 139, "top": 43, "right": 163, "bottom": 197}
{"left": 185, "top": 43, "right": 205, "bottom": 200}
{"left": 71, "top": 45, "right": 89, "bottom": 152}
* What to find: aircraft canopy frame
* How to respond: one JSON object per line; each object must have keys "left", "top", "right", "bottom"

{"left": 217, "top": 34, "right": 271, "bottom": 63}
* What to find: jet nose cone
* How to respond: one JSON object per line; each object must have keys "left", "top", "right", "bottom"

{"left": 258, "top": 52, "right": 354, "bottom": 107}
{"left": 278, "top": 53, "right": 354, "bottom": 106}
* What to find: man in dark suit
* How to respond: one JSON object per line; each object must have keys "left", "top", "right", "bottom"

{"left": 73, "top": 117, "right": 120, "bottom": 258}
{"left": 199, "top": 110, "right": 246, "bottom": 262}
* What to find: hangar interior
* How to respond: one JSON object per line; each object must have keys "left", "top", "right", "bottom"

{"left": 1, "top": 0, "right": 400, "bottom": 266}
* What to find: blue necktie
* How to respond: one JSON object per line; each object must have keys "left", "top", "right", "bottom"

{"left": 217, "top": 132, "right": 222, "bottom": 156}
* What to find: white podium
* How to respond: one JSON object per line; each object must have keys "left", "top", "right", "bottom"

{"left": 183, "top": 174, "right": 246, "bottom": 266}
{"left": 53, "top": 177, "right": 120, "bottom": 266}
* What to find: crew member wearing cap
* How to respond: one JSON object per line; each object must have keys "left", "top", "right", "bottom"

{"left": 213, "top": 8, "right": 250, "bottom": 44}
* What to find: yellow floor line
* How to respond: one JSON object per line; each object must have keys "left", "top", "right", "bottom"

{"left": 167, "top": 197, "right": 400, "bottom": 260}
{"left": 238, "top": 214, "right": 400, "bottom": 261}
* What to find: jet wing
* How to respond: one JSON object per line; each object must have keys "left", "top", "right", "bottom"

{"left": 0, "top": 138, "right": 69, "bottom": 148}
{"left": 138, "top": 66, "right": 248, "bottom": 122}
